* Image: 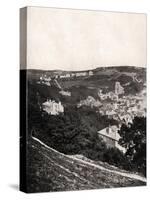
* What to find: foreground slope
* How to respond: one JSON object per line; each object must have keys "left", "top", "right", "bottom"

{"left": 26, "top": 136, "right": 146, "bottom": 193}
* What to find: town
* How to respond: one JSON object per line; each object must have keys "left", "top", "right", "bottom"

{"left": 40, "top": 78, "right": 146, "bottom": 153}
{"left": 78, "top": 81, "right": 146, "bottom": 152}
{"left": 99, "top": 83, "right": 146, "bottom": 123}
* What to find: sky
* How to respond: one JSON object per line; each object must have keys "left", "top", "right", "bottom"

{"left": 25, "top": 7, "right": 146, "bottom": 71}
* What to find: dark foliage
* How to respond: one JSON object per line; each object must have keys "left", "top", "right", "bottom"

{"left": 27, "top": 81, "right": 129, "bottom": 170}
{"left": 118, "top": 117, "right": 146, "bottom": 176}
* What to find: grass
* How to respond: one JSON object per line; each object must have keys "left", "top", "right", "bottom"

{"left": 26, "top": 137, "right": 146, "bottom": 193}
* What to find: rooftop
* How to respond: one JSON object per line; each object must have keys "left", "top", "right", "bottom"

{"left": 98, "top": 126, "right": 120, "bottom": 141}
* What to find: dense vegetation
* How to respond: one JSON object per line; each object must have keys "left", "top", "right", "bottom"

{"left": 28, "top": 81, "right": 130, "bottom": 171}
{"left": 119, "top": 117, "right": 146, "bottom": 176}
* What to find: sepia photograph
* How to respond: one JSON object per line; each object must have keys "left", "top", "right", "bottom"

{"left": 20, "top": 7, "right": 146, "bottom": 193}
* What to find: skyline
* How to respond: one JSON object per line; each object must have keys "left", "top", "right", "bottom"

{"left": 26, "top": 65, "right": 146, "bottom": 72}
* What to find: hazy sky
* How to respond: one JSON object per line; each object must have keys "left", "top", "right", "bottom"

{"left": 26, "top": 7, "right": 146, "bottom": 71}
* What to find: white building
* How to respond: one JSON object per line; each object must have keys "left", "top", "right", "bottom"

{"left": 98, "top": 125, "right": 126, "bottom": 153}
{"left": 76, "top": 72, "right": 87, "bottom": 77}
{"left": 89, "top": 71, "right": 93, "bottom": 76}
{"left": 60, "top": 75, "right": 67, "bottom": 79}
{"left": 115, "top": 82, "right": 124, "bottom": 95}
{"left": 59, "top": 90, "right": 71, "bottom": 96}
{"left": 39, "top": 75, "right": 51, "bottom": 86}
{"left": 42, "top": 99, "right": 64, "bottom": 115}
{"left": 66, "top": 73, "right": 71, "bottom": 78}
{"left": 78, "top": 96, "right": 101, "bottom": 108}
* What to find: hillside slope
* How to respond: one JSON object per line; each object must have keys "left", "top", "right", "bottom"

{"left": 27, "top": 66, "right": 146, "bottom": 106}
{"left": 26, "top": 136, "right": 146, "bottom": 193}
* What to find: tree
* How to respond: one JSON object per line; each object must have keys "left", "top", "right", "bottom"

{"left": 118, "top": 117, "right": 146, "bottom": 175}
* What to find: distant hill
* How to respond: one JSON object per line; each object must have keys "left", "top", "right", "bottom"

{"left": 26, "top": 136, "right": 146, "bottom": 193}
{"left": 27, "top": 66, "right": 146, "bottom": 106}
{"left": 26, "top": 66, "right": 146, "bottom": 85}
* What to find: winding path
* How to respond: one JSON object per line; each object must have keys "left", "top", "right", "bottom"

{"left": 32, "top": 136, "right": 146, "bottom": 183}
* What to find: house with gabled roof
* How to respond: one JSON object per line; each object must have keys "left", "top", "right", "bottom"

{"left": 98, "top": 125, "right": 126, "bottom": 153}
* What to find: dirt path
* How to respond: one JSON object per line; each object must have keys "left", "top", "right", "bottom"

{"left": 32, "top": 136, "right": 146, "bottom": 183}
{"left": 68, "top": 155, "right": 146, "bottom": 183}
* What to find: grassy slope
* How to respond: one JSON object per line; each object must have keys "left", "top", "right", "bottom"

{"left": 26, "top": 137, "right": 146, "bottom": 193}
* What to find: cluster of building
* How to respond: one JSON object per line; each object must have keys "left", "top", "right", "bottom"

{"left": 76, "top": 81, "right": 146, "bottom": 153}
{"left": 97, "top": 81, "right": 146, "bottom": 123}
{"left": 37, "top": 71, "right": 94, "bottom": 87}
{"left": 99, "top": 94, "right": 146, "bottom": 125}
{"left": 97, "top": 82, "right": 146, "bottom": 153}
{"left": 59, "top": 70, "right": 93, "bottom": 79}
{"left": 42, "top": 99, "right": 64, "bottom": 115}
{"left": 77, "top": 96, "right": 102, "bottom": 108}
{"left": 37, "top": 75, "right": 51, "bottom": 86}
{"left": 98, "top": 82, "right": 124, "bottom": 101}
{"left": 40, "top": 77, "right": 146, "bottom": 153}
{"left": 38, "top": 70, "right": 94, "bottom": 82}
